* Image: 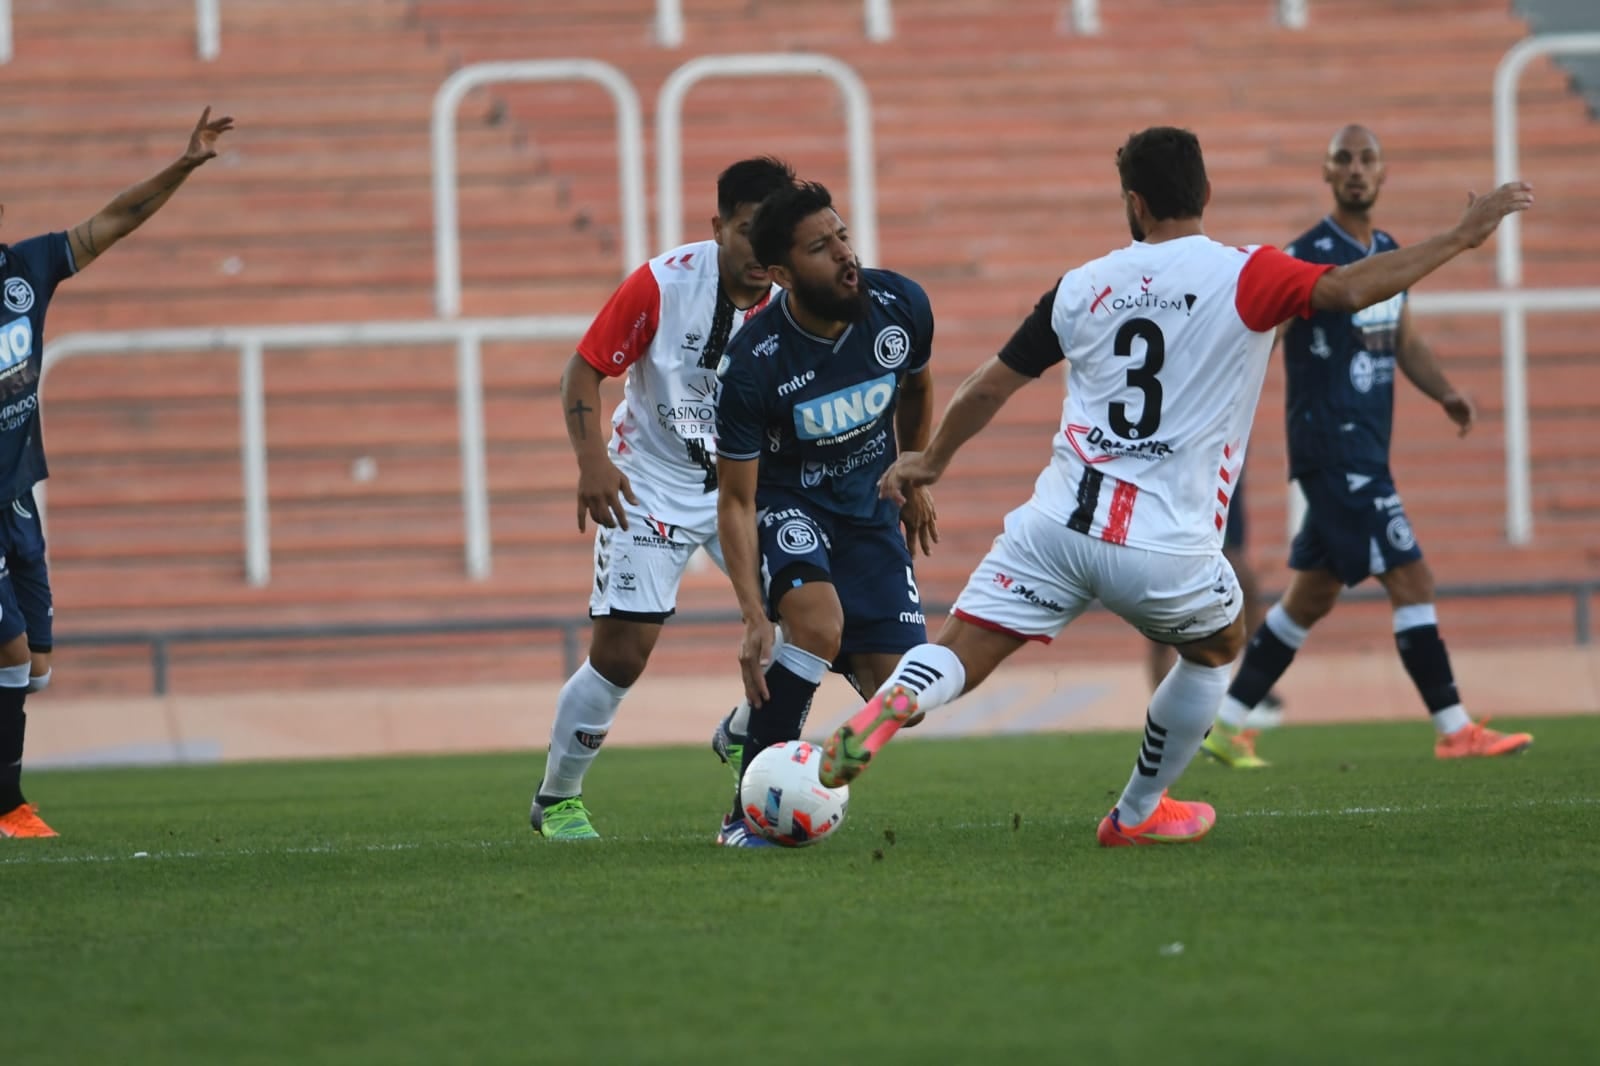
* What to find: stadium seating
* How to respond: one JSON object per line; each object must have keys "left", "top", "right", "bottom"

{"left": 1, "top": 0, "right": 1596, "bottom": 694}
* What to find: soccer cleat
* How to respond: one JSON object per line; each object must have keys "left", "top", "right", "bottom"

{"left": 0, "top": 802, "right": 58, "bottom": 839}
{"left": 710, "top": 709, "right": 744, "bottom": 787}
{"left": 819, "top": 684, "right": 918, "bottom": 788}
{"left": 1435, "top": 719, "right": 1533, "bottom": 760}
{"left": 1097, "top": 792, "right": 1216, "bottom": 847}
{"left": 530, "top": 796, "right": 601, "bottom": 841}
{"left": 1243, "top": 691, "right": 1286, "bottom": 731}
{"left": 1201, "top": 722, "right": 1269, "bottom": 769}
{"left": 715, "top": 813, "right": 774, "bottom": 848}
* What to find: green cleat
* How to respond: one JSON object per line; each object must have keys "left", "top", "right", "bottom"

{"left": 531, "top": 796, "right": 601, "bottom": 840}
{"left": 710, "top": 709, "right": 745, "bottom": 789}
{"left": 1201, "top": 722, "right": 1270, "bottom": 769}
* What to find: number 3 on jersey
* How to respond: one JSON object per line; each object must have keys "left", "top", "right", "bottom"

{"left": 1111, "top": 317, "right": 1164, "bottom": 439}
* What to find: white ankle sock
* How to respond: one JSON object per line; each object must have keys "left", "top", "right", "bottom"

{"left": 878, "top": 644, "right": 967, "bottom": 715}
{"left": 1433, "top": 704, "right": 1471, "bottom": 735}
{"left": 537, "top": 659, "right": 629, "bottom": 801}
{"left": 1116, "top": 658, "right": 1231, "bottom": 826}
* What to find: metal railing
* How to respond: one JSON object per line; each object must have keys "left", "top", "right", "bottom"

{"left": 0, "top": 0, "right": 220, "bottom": 63}
{"left": 655, "top": 0, "right": 892, "bottom": 46}
{"left": 63, "top": 578, "right": 1596, "bottom": 696}
{"left": 1063, "top": 1, "right": 1305, "bottom": 33}
{"left": 430, "top": 59, "right": 647, "bottom": 318}
{"left": 41, "top": 316, "right": 589, "bottom": 587}
{"left": 655, "top": 53, "right": 880, "bottom": 267}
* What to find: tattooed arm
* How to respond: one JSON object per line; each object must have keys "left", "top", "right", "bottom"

{"left": 69, "top": 107, "right": 234, "bottom": 271}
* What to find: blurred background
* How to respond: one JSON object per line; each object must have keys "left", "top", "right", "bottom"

{"left": 4, "top": 0, "right": 1596, "bottom": 760}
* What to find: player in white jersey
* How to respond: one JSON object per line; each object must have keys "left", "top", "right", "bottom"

{"left": 531, "top": 158, "right": 797, "bottom": 840}
{"left": 815, "top": 127, "right": 1532, "bottom": 848}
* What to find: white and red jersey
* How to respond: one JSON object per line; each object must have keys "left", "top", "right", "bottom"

{"left": 578, "top": 239, "right": 774, "bottom": 501}
{"left": 997, "top": 236, "right": 1332, "bottom": 555}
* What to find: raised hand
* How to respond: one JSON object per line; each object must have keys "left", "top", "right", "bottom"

{"left": 185, "top": 106, "right": 235, "bottom": 166}
{"left": 1453, "top": 181, "right": 1534, "bottom": 249}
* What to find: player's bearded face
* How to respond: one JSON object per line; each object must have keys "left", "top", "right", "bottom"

{"left": 791, "top": 256, "right": 870, "bottom": 323}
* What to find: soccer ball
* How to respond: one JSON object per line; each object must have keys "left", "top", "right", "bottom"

{"left": 740, "top": 740, "right": 850, "bottom": 847}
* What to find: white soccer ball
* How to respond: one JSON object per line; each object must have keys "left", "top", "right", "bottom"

{"left": 739, "top": 740, "right": 850, "bottom": 847}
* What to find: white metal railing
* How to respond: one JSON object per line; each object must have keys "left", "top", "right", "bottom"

{"left": 655, "top": 0, "right": 892, "bottom": 46}
{"left": 0, "top": 1, "right": 220, "bottom": 63}
{"left": 1491, "top": 33, "right": 1600, "bottom": 544}
{"left": 39, "top": 317, "right": 588, "bottom": 586}
{"left": 1062, "top": 1, "right": 1306, "bottom": 33}
{"left": 431, "top": 60, "right": 647, "bottom": 318}
{"left": 656, "top": 53, "right": 880, "bottom": 267}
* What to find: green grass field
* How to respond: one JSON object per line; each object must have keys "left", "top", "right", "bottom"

{"left": 5, "top": 716, "right": 1598, "bottom": 1066}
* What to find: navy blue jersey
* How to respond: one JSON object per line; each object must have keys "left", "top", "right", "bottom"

{"left": 1282, "top": 218, "right": 1402, "bottom": 477}
{"left": 0, "top": 233, "right": 76, "bottom": 500}
{"left": 715, "top": 269, "right": 934, "bottom": 526}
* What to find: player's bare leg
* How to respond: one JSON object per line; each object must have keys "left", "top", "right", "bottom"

{"left": 820, "top": 617, "right": 1021, "bottom": 788}
{"left": 1377, "top": 560, "right": 1531, "bottom": 758}
{"left": 0, "top": 633, "right": 51, "bottom": 839}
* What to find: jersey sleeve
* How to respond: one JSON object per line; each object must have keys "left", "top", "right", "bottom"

{"left": 905, "top": 280, "right": 935, "bottom": 375}
{"left": 1235, "top": 246, "right": 1333, "bottom": 332}
{"left": 714, "top": 348, "right": 768, "bottom": 461}
{"left": 996, "top": 283, "right": 1065, "bottom": 378}
{"left": 576, "top": 264, "right": 661, "bottom": 377}
{"left": 11, "top": 233, "right": 78, "bottom": 298}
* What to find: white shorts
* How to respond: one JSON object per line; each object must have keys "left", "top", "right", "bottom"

{"left": 588, "top": 486, "right": 723, "bottom": 622}
{"left": 951, "top": 499, "right": 1242, "bottom": 645}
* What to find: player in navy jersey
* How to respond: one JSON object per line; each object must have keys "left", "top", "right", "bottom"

{"left": 713, "top": 181, "right": 937, "bottom": 846}
{"left": 1205, "top": 125, "right": 1534, "bottom": 767}
{"left": 0, "top": 108, "right": 234, "bottom": 839}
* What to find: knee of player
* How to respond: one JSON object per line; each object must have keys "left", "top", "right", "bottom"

{"left": 587, "top": 646, "right": 650, "bottom": 689}
{"left": 777, "top": 611, "right": 843, "bottom": 663}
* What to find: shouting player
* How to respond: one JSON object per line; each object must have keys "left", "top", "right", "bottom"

{"left": 815, "top": 127, "right": 1532, "bottom": 847}
{"left": 529, "top": 158, "right": 796, "bottom": 841}
{"left": 1, "top": 107, "right": 236, "bottom": 840}
{"left": 712, "top": 181, "right": 937, "bottom": 846}
{"left": 1203, "top": 125, "right": 1533, "bottom": 768}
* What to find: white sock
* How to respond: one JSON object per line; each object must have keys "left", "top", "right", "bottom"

{"left": 1433, "top": 704, "right": 1471, "bottom": 735}
{"left": 537, "top": 659, "right": 629, "bottom": 802}
{"left": 1216, "top": 695, "right": 1251, "bottom": 730}
{"left": 1116, "top": 658, "right": 1232, "bottom": 826}
{"left": 1264, "top": 601, "right": 1310, "bottom": 648}
{"left": 878, "top": 643, "right": 967, "bottom": 714}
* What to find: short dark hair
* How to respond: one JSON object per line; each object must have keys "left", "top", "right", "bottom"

{"left": 1116, "top": 127, "right": 1208, "bottom": 221}
{"left": 716, "top": 156, "right": 797, "bottom": 218}
{"left": 749, "top": 181, "right": 836, "bottom": 268}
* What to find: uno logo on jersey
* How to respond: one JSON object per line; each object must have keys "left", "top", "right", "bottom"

{"left": 0, "top": 317, "right": 33, "bottom": 371}
{"left": 793, "top": 373, "right": 895, "bottom": 442}
{"left": 874, "top": 325, "right": 910, "bottom": 369}
{"left": 3, "top": 279, "right": 33, "bottom": 314}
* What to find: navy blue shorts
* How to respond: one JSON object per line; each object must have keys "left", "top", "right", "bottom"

{"left": 757, "top": 497, "right": 926, "bottom": 666}
{"left": 1289, "top": 469, "right": 1423, "bottom": 587}
{"left": 0, "top": 490, "right": 52, "bottom": 652}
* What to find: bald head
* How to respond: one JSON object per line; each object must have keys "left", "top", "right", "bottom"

{"left": 1323, "top": 125, "right": 1385, "bottom": 214}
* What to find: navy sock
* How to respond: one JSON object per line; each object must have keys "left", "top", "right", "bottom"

{"left": 730, "top": 663, "right": 819, "bottom": 820}
{"left": 1395, "top": 624, "right": 1460, "bottom": 713}
{"left": 1227, "top": 624, "right": 1298, "bottom": 708}
{"left": 0, "top": 685, "right": 28, "bottom": 813}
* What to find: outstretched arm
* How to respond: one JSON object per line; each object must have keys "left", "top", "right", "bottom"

{"left": 879, "top": 355, "right": 1034, "bottom": 505}
{"left": 1310, "top": 182, "right": 1533, "bottom": 314}
{"left": 68, "top": 107, "right": 234, "bottom": 271}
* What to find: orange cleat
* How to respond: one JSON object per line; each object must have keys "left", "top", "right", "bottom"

{"left": 0, "top": 803, "right": 59, "bottom": 839}
{"left": 1097, "top": 792, "right": 1215, "bottom": 847}
{"left": 819, "top": 684, "right": 919, "bottom": 788}
{"left": 1435, "top": 719, "right": 1533, "bottom": 760}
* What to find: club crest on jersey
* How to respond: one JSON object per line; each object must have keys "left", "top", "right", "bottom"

{"left": 793, "top": 373, "right": 895, "bottom": 442}
{"left": 873, "top": 325, "right": 910, "bottom": 369}
{"left": 3, "top": 279, "right": 33, "bottom": 314}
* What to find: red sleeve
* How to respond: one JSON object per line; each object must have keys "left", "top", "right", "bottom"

{"left": 1234, "top": 246, "right": 1334, "bottom": 333}
{"left": 577, "top": 264, "right": 662, "bottom": 376}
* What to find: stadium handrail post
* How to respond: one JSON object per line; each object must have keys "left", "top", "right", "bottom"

{"left": 656, "top": 53, "right": 879, "bottom": 267}
{"left": 195, "top": 0, "right": 220, "bottom": 60}
{"left": 430, "top": 60, "right": 646, "bottom": 318}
